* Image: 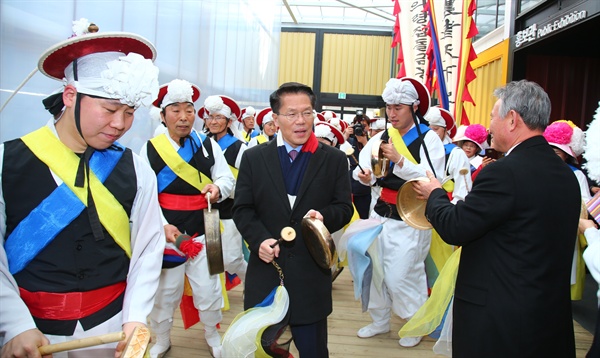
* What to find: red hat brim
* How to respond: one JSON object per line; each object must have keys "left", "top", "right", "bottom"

{"left": 221, "top": 95, "right": 241, "bottom": 120}
{"left": 153, "top": 83, "right": 201, "bottom": 108}
{"left": 317, "top": 121, "right": 344, "bottom": 145}
{"left": 256, "top": 107, "right": 272, "bottom": 127}
{"left": 438, "top": 107, "right": 457, "bottom": 138}
{"left": 400, "top": 77, "right": 430, "bottom": 117}
{"left": 320, "top": 111, "right": 337, "bottom": 118}
{"left": 197, "top": 106, "right": 208, "bottom": 119}
{"left": 38, "top": 32, "right": 156, "bottom": 81}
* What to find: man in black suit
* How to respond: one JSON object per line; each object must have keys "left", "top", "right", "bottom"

{"left": 413, "top": 80, "right": 580, "bottom": 357}
{"left": 232, "top": 82, "right": 353, "bottom": 357}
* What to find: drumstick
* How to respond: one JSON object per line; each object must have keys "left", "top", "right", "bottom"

{"left": 38, "top": 331, "right": 125, "bottom": 355}
{"left": 270, "top": 227, "right": 296, "bottom": 248}
{"left": 459, "top": 168, "right": 470, "bottom": 192}
{"left": 344, "top": 147, "right": 365, "bottom": 174}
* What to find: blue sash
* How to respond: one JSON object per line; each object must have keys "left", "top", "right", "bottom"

{"left": 156, "top": 131, "right": 205, "bottom": 193}
{"left": 444, "top": 143, "right": 457, "bottom": 155}
{"left": 403, "top": 124, "right": 430, "bottom": 147}
{"left": 217, "top": 133, "right": 238, "bottom": 151}
{"left": 387, "top": 124, "right": 430, "bottom": 171}
{"left": 5, "top": 144, "right": 125, "bottom": 275}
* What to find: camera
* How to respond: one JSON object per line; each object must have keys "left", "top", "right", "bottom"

{"left": 356, "top": 109, "right": 364, "bottom": 116}
{"left": 352, "top": 123, "right": 365, "bottom": 137}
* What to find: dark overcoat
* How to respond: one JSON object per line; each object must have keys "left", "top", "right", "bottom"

{"left": 426, "top": 136, "right": 579, "bottom": 357}
{"left": 233, "top": 139, "right": 353, "bottom": 325}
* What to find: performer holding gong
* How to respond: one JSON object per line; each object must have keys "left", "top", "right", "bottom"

{"left": 352, "top": 77, "right": 445, "bottom": 348}
{"left": 232, "top": 82, "right": 353, "bottom": 357}
{"left": 139, "top": 79, "right": 235, "bottom": 358}
{"left": 0, "top": 19, "right": 164, "bottom": 357}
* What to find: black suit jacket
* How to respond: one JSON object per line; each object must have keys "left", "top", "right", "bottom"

{"left": 426, "top": 136, "right": 579, "bottom": 357}
{"left": 232, "top": 139, "right": 353, "bottom": 325}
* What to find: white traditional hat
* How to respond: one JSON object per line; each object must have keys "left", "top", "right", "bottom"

{"left": 256, "top": 107, "right": 274, "bottom": 128}
{"left": 453, "top": 124, "right": 488, "bottom": 151}
{"left": 425, "top": 107, "right": 457, "bottom": 138}
{"left": 203, "top": 95, "right": 241, "bottom": 121}
{"left": 241, "top": 106, "right": 256, "bottom": 121}
{"left": 153, "top": 79, "right": 200, "bottom": 109}
{"left": 38, "top": 18, "right": 159, "bottom": 109}
{"left": 543, "top": 121, "right": 578, "bottom": 158}
{"left": 370, "top": 118, "right": 388, "bottom": 131}
{"left": 315, "top": 121, "right": 344, "bottom": 146}
{"left": 382, "top": 77, "right": 430, "bottom": 116}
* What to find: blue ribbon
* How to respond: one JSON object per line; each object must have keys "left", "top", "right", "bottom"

{"left": 157, "top": 131, "right": 205, "bottom": 193}
{"left": 5, "top": 144, "right": 125, "bottom": 275}
{"left": 217, "top": 133, "right": 238, "bottom": 151}
{"left": 444, "top": 143, "right": 457, "bottom": 156}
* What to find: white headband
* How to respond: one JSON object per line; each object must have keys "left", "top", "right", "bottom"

{"left": 161, "top": 79, "right": 194, "bottom": 108}
{"left": 64, "top": 51, "right": 159, "bottom": 109}
{"left": 242, "top": 106, "right": 256, "bottom": 119}
{"left": 381, "top": 78, "right": 419, "bottom": 106}
{"left": 425, "top": 107, "right": 446, "bottom": 128}
{"left": 204, "top": 95, "right": 232, "bottom": 119}
{"left": 315, "top": 124, "right": 337, "bottom": 145}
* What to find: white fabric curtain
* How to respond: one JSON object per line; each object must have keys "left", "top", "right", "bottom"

{"left": 0, "top": 0, "right": 281, "bottom": 152}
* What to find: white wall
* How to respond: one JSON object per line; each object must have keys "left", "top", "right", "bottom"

{"left": 0, "top": 0, "right": 281, "bottom": 152}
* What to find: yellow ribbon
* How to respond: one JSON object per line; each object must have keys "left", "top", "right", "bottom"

{"left": 21, "top": 127, "right": 131, "bottom": 256}
{"left": 150, "top": 134, "right": 212, "bottom": 192}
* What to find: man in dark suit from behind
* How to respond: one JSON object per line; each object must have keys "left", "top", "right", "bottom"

{"left": 232, "top": 82, "right": 353, "bottom": 357}
{"left": 412, "top": 80, "right": 580, "bottom": 357}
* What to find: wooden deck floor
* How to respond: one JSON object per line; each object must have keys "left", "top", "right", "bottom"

{"left": 157, "top": 269, "right": 594, "bottom": 357}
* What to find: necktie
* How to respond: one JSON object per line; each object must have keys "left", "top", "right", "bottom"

{"left": 289, "top": 150, "right": 298, "bottom": 162}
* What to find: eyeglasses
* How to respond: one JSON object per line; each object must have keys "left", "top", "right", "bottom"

{"left": 277, "top": 111, "right": 314, "bottom": 121}
{"left": 206, "top": 115, "right": 227, "bottom": 122}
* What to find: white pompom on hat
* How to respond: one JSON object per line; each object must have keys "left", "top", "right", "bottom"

{"left": 241, "top": 106, "right": 256, "bottom": 121}
{"left": 38, "top": 21, "right": 159, "bottom": 109}
{"left": 153, "top": 79, "right": 200, "bottom": 109}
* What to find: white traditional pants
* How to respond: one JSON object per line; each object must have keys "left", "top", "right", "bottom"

{"left": 366, "top": 212, "right": 432, "bottom": 324}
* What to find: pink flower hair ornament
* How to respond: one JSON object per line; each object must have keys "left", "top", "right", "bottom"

{"left": 543, "top": 121, "right": 573, "bottom": 145}
{"left": 464, "top": 124, "right": 488, "bottom": 146}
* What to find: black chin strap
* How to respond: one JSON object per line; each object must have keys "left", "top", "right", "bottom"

{"left": 71, "top": 58, "right": 103, "bottom": 242}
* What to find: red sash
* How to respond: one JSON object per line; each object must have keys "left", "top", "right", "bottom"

{"left": 19, "top": 281, "right": 126, "bottom": 320}
{"left": 158, "top": 193, "right": 208, "bottom": 211}
{"left": 380, "top": 187, "right": 398, "bottom": 205}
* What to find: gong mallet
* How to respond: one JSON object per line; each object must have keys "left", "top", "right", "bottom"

{"left": 459, "top": 167, "right": 471, "bottom": 193}
{"left": 270, "top": 226, "right": 296, "bottom": 248}
{"left": 38, "top": 326, "right": 151, "bottom": 357}
{"left": 344, "top": 147, "right": 365, "bottom": 175}
{"left": 38, "top": 332, "right": 125, "bottom": 355}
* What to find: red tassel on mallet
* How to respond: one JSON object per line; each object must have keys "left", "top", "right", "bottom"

{"left": 175, "top": 234, "right": 203, "bottom": 259}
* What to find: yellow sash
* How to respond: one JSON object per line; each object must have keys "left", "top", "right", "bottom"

{"left": 150, "top": 134, "right": 212, "bottom": 191}
{"left": 387, "top": 128, "right": 417, "bottom": 165}
{"left": 256, "top": 134, "right": 268, "bottom": 144}
{"left": 21, "top": 127, "right": 131, "bottom": 256}
{"left": 228, "top": 165, "right": 239, "bottom": 180}
{"left": 389, "top": 127, "right": 454, "bottom": 192}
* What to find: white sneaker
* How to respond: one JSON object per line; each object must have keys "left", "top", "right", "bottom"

{"left": 357, "top": 323, "right": 390, "bottom": 338}
{"left": 399, "top": 336, "right": 422, "bottom": 347}
{"left": 149, "top": 342, "right": 171, "bottom": 358}
{"left": 210, "top": 345, "right": 222, "bottom": 358}
{"left": 205, "top": 327, "right": 222, "bottom": 349}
